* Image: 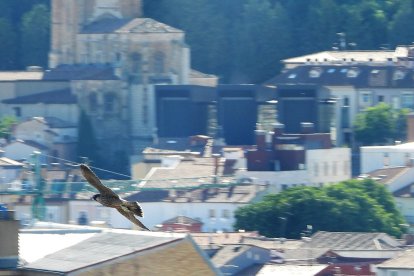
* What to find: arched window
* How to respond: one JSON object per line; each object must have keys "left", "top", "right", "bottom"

{"left": 153, "top": 51, "right": 165, "bottom": 73}
{"left": 129, "top": 52, "right": 142, "bottom": 83}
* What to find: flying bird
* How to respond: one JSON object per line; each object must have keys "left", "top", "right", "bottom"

{"left": 80, "top": 164, "right": 150, "bottom": 231}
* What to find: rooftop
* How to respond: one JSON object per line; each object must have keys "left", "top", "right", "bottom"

{"left": 22, "top": 229, "right": 186, "bottom": 273}
{"left": 376, "top": 249, "right": 414, "bottom": 269}
{"left": 81, "top": 17, "right": 183, "bottom": 34}
{"left": 304, "top": 231, "right": 402, "bottom": 250}
{"left": 43, "top": 64, "right": 118, "bottom": 81}
{"left": 2, "top": 88, "right": 77, "bottom": 104}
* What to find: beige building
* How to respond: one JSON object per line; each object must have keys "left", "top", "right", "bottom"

{"left": 47, "top": 0, "right": 216, "bottom": 159}
{"left": 1, "top": 0, "right": 217, "bottom": 169}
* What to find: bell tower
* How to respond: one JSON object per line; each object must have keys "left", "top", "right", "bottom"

{"left": 49, "top": 0, "right": 142, "bottom": 68}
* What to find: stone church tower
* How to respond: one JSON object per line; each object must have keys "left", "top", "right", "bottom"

{"left": 48, "top": 0, "right": 195, "bottom": 170}
{"left": 49, "top": 0, "right": 142, "bottom": 68}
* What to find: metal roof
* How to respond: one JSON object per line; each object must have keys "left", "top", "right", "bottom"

{"left": 22, "top": 231, "right": 183, "bottom": 273}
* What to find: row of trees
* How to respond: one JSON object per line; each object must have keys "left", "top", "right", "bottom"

{"left": 2, "top": 1, "right": 414, "bottom": 83}
{"left": 234, "top": 179, "right": 406, "bottom": 238}
{"left": 0, "top": 1, "right": 49, "bottom": 70}
{"left": 144, "top": 0, "right": 414, "bottom": 83}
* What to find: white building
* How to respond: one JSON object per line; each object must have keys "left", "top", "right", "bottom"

{"left": 360, "top": 142, "right": 414, "bottom": 174}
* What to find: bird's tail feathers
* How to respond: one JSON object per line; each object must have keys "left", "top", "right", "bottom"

{"left": 124, "top": 201, "right": 144, "bottom": 217}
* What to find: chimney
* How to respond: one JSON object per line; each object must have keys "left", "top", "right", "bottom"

{"left": 0, "top": 206, "right": 19, "bottom": 269}
{"left": 255, "top": 130, "right": 266, "bottom": 150}
{"left": 272, "top": 123, "right": 284, "bottom": 136}
{"left": 301, "top": 122, "right": 315, "bottom": 134}
{"left": 407, "top": 113, "right": 414, "bottom": 142}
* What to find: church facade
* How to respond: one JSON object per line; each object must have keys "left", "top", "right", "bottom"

{"left": 49, "top": 0, "right": 196, "bottom": 157}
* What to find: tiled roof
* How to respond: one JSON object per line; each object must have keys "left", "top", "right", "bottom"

{"left": 376, "top": 249, "right": 414, "bottom": 269}
{"left": 211, "top": 244, "right": 257, "bottom": 267}
{"left": 30, "top": 116, "right": 77, "bottom": 128}
{"left": 117, "top": 18, "right": 183, "bottom": 33}
{"left": 126, "top": 184, "right": 262, "bottom": 204}
{"left": 124, "top": 190, "right": 169, "bottom": 202}
{"left": 162, "top": 215, "right": 202, "bottom": 225}
{"left": 266, "top": 64, "right": 414, "bottom": 88}
{"left": 362, "top": 166, "right": 411, "bottom": 185}
{"left": 22, "top": 231, "right": 183, "bottom": 273}
{"left": 191, "top": 232, "right": 259, "bottom": 247}
{"left": 139, "top": 157, "right": 233, "bottom": 189}
{"left": 43, "top": 64, "right": 118, "bottom": 81}
{"left": 2, "top": 89, "right": 76, "bottom": 104}
{"left": 304, "top": 231, "right": 402, "bottom": 250}
{"left": 81, "top": 18, "right": 183, "bottom": 34}
{"left": 241, "top": 237, "right": 303, "bottom": 250}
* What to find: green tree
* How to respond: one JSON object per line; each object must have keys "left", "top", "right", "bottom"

{"left": 20, "top": 4, "right": 50, "bottom": 68}
{"left": 0, "top": 116, "right": 17, "bottom": 139}
{"left": 354, "top": 103, "right": 408, "bottom": 145}
{"left": 234, "top": 0, "right": 292, "bottom": 83}
{"left": 234, "top": 179, "right": 405, "bottom": 238}
{"left": 77, "top": 110, "right": 101, "bottom": 166}
{"left": 389, "top": 0, "right": 414, "bottom": 46}
{"left": 0, "top": 17, "right": 17, "bottom": 69}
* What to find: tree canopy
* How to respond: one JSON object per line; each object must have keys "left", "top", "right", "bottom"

{"left": 0, "top": 116, "right": 17, "bottom": 139}
{"left": 234, "top": 179, "right": 406, "bottom": 238}
{"left": 354, "top": 103, "right": 408, "bottom": 145}
{"left": 2, "top": 1, "right": 414, "bottom": 82}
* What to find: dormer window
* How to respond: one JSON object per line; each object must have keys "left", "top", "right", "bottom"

{"left": 288, "top": 73, "right": 297, "bottom": 79}
{"left": 393, "top": 69, "right": 406, "bottom": 80}
{"left": 309, "top": 67, "right": 322, "bottom": 78}
{"left": 347, "top": 67, "right": 360, "bottom": 78}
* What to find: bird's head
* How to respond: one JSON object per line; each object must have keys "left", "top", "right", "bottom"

{"left": 91, "top": 194, "right": 101, "bottom": 202}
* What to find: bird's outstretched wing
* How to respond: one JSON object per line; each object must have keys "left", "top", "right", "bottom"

{"left": 80, "top": 164, "right": 118, "bottom": 197}
{"left": 116, "top": 207, "right": 150, "bottom": 231}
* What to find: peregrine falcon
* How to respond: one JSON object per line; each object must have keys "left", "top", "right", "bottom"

{"left": 80, "top": 164, "right": 150, "bottom": 231}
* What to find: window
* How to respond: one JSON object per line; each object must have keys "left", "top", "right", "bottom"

{"left": 346, "top": 67, "right": 360, "bottom": 78}
{"left": 392, "top": 96, "right": 400, "bottom": 109}
{"left": 389, "top": 271, "right": 397, "bottom": 276}
{"left": 209, "top": 209, "right": 215, "bottom": 218}
{"left": 309, "top": 67, "right": 322, "bottom": 78}
{"left": 332, "top": 161, "right": 337, "bottom": 176}
{"left": 129, "top": 52, "right": 142, "bottom": 83}
{"left": 153, "top": 51, "right": 165, "bottom": 73}
{"left": 402, "top": 92, "right": 414, "bottom": 109}
{"left": 378, "top": 95, "right": 384, "bottom": 102}
{"left": 360, "top": 91, "right": 373, "bottom": 108}
{"left": 13, "top": 107, "right": 21, "bottom": 117}
{"left": 343, "top": 97, "right": 349, "bottom": 107}
{"left": 89, "top": 93, "right": 98, "bottom": 112}
{"left": 323, "top": 162, "right": 329, "bottom": 176}
{"left": 384, "top": 153, "right": 390, "bottom": 167}
{"left": 104, "top": 93, "right": 117, "bottom": 114}
{"left": 393, "top": 69, "right": 406, "bottom": 80}
{"left": 222, "top": 209, "right": 230, "bottom": 219}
